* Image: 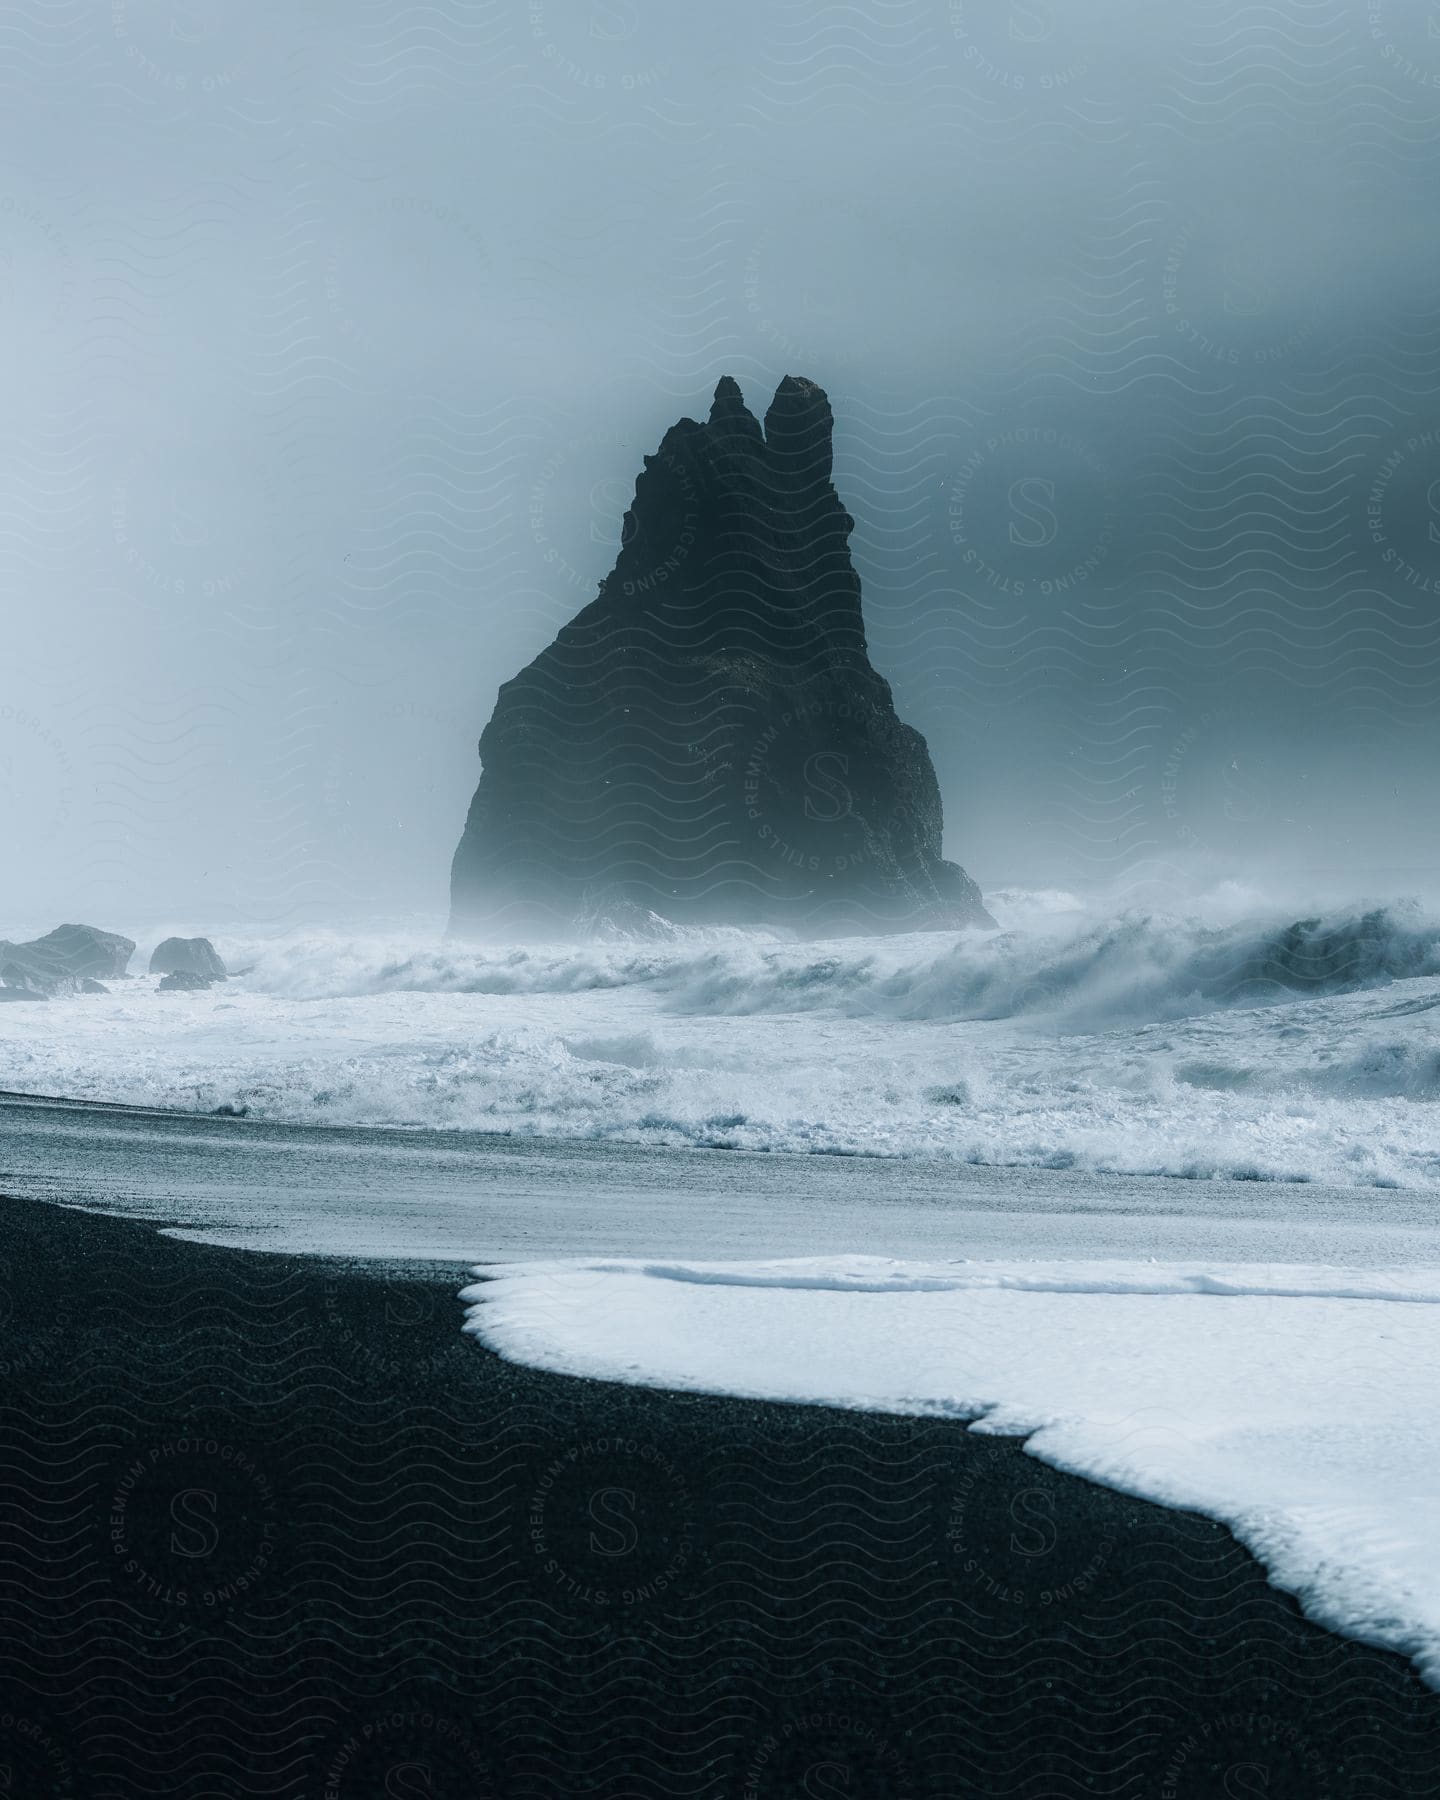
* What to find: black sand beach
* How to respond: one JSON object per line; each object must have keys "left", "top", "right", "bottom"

{"left": 1, "top": 1189, "right": 1437, "bottom": 1799}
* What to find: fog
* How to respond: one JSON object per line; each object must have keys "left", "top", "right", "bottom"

{"left": 4, "top": 0, "right": 1439, "bottom": 934}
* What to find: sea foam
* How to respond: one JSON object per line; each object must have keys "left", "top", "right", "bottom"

{"left": 3, "top": 898, "right": 1440, "bottom": 1187}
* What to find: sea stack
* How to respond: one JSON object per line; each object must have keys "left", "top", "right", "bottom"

{"left": 449, "top": 375, "right": 992, "bottom": 939}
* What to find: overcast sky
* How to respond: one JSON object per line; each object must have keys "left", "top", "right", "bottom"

{"left": 4, "top": 0, "right": 1440, "bottom": 933}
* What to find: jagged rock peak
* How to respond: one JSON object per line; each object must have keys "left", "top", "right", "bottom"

{"left": 707, "top": 374, "right": 762, "bottom": 440}
{"left": 699, "top": 374, "right": 834, "bottom": 474}
{"left": 766, "top": 372, "right": 830, "bottom": 422}
{"left": 448, "top": 376, "right": 991, "bottom": 940}
{"left": 761, "top": 374, "right": 834, "bottom": 483}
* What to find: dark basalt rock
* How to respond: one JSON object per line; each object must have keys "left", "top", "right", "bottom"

{"left": 450, "top": 375, "right": 992, "bottom": 939}
{"left": 150, "top": 935, "right": 227, "bottom": 979}
{"left": 157, "top": 970, "right": 220, "bottom": 993}
{"left": 0, "top": 923, "right": 135, "bottom": 995}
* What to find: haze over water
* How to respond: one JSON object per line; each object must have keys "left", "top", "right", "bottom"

{"left": 3, "top": 2, "right": 1439, "bottom": 929}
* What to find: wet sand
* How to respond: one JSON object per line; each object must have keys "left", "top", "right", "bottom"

{"left": 0, "top": 1189, "right": 1436, "bottom": 1798}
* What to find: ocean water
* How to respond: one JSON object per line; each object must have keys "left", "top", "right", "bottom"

{"left": 7, "top": 888, "right": 1439, "bottom": 1693}
{"left": 5, "top": 886, "right": 1440, "bottom": 1192}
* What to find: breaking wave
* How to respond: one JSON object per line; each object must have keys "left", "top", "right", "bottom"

{"left": 228, "top": 902, "right": 1440, "bottom": 1030}
{"left": 7, "top": 895, "right": 1440, "bottom": 1187}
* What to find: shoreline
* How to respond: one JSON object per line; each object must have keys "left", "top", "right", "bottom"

{"left": 5, "top": 1089, "right": 1436, "bottom": 1270}
{"left": 1, "top": 1192, "right": 1437, "bottom": 1795}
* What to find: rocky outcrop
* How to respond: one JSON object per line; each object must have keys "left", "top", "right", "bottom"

{"left": 157, "top": 970, "right": 219, "bottom": 993}
{"left": 150, "top": 936, "right": 227, "bottom": 979}
{"left": 0, "top": 923, "right": 134, "bottom": 996}
{"left": 450, "top": 375, "right": 991, "bottom": 939}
